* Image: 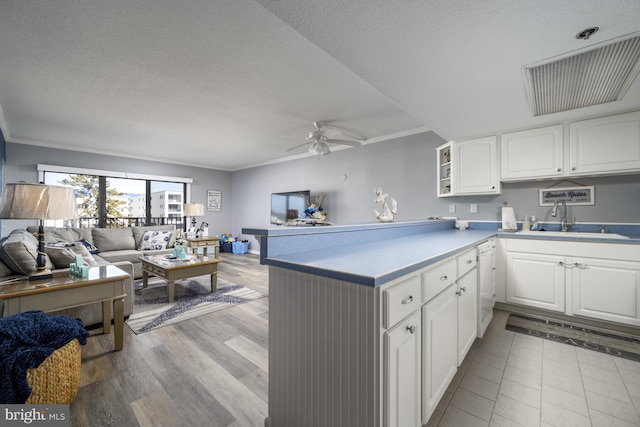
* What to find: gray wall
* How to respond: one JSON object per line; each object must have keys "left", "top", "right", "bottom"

{"left": 2, "top": 142, "right": 233, "bottom": 237}
{"left": 232, "top": 131, "right": 640, "bottom": 247}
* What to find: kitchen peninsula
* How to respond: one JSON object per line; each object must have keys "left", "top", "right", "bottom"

{"left": 244, "top": 220, "right": 495, "bottom": 427}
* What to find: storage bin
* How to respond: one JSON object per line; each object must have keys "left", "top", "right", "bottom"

{"left": 220, "top": 242, "right": 233, "bottom": 252}
{"left": 232, "top": 241, "right": 249, "bottom": 254}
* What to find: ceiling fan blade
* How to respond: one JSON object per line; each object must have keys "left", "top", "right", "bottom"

{"left": 285, "top": 142, "right": 311, "bottom": 152}
{"left": 326, "top": 138, "right": 362, "bottom": 147}
{"left": 322, "top": 124, "right": 364, "bottom": 142}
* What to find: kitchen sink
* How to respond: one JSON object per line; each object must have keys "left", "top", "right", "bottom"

{"left": 517, "top": 231, "right": 630, "bottom": 239}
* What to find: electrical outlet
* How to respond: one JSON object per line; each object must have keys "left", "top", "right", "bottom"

{"left": 470, "top": 204, "right": 478, "bottom": 213}
{"left": 449, "top": 204, "right": 456, "bottom": 213}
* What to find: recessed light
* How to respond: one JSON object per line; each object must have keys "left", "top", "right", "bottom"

{"left": 576, "top": 27, "right": 599, "bottom": 40}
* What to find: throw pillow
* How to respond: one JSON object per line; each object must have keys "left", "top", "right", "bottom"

{"left": 77, "top": 238, "right": 99, "bottom": 254}
{"left": 45, "top": 242, "right": 98, "bottom": 269}
{"left": 0, "top": 229, "right": 54, "bottom": 275}
{"left": 138, "top": 230, "right": 171, "bottom": 250}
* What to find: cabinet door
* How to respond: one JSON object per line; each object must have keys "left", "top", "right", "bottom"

{"left": 571, "top": 257, "right": 640, "bottom": 326}
{"left": 501, "top": 125, "right": 564, "bottom": 180}
{"left": 569, "top": 111, "right": 640, "bottom": 175}
{"left": 384, "top": 310, "right": 421, "bottom": 427}
{"left": 453, "top": 136, "right": 500, "bottom": 195}
{"left": 422, "top": 285, "right": 457, "bottom": 424}
{"left": 506, "top": 252, "right": 565, "bottom": 312}
{"left": 437, "top": 142, "right": 453, "bottom": 197}
{"left": 457, "top": 269, "right": 477, "bottom": 365}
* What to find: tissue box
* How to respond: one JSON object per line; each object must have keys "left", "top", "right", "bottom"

{"left": 232, "top": 241, "right": 249, "bottom": 254}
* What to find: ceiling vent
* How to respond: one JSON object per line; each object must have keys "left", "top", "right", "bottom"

{"left": 524, "top": 34, "right": 640, "bottom": 116}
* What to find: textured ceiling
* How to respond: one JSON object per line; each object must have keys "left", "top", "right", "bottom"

{"left": 1, "top": 1, "right": 639, "bottom": 170}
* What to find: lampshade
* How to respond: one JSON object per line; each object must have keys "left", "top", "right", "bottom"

{"left": 0, "top": 183, "right": 78, "bottom": 220}
{"left": 184, "top": 203, "right": 204, "bottom": 217}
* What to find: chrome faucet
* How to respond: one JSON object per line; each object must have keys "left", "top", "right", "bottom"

{"left": 551, "top": 200, "right": 574, "bottom": 232}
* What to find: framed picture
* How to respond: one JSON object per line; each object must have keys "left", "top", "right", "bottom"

{"left": 207, "top": 190, "right": 221, "bottom": 211}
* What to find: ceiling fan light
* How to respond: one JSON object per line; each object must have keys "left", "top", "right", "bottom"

{"left": 308, "top": 141, "right": 331, "bottom": 156}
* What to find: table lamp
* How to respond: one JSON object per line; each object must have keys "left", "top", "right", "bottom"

{"left": 184, "top": 203, "right": 204, "bottom": 235}
{"left": 0, "top": 183, "right": 78, "bottom": 280}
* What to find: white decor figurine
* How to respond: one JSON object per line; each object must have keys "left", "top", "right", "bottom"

{"left": 374, "top": 186, "right": 397, "bottom": 222}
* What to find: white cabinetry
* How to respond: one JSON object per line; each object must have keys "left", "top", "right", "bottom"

{"left": 437, "top": 137, "right": 500, "bottom": 197}
{"left": 421, "top": 249, "right": 477, "bottom": 424}
{"left": 499, "top": 111, "right": 640, "bottom": 181}
{"left": 506, "top": 252, "right": 566, "bottom": 313}
{"left": 571, "top": 257, "right": 640, "bottom": 326}
{"left": 569, "top": 111, "right": 640, "bottom": 175}
{"left": 504, "top": 239, "right": 640, "bottom": 327}
{"left": 384, "top": 310, "right": 421, "bottom": 427}
{"left": 422, "top": 285, "right": 457, "bottom": 422}
{"left": 501, "top": 125, "right": 564, "bottom": 180}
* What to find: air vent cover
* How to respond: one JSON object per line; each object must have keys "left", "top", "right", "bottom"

{"left": 524, "top": 34, "right": 640, "bottom": 116}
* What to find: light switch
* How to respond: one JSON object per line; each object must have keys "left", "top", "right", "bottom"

{"left": 449, "top": 204, "right": 456, "bottom": 213}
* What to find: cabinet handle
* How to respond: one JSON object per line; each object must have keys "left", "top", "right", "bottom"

{"left": 460, "top": 286, "right": 467, "bottom": 292}
{"left": 440, "top": 275, "right": 448, "bottom": 281}
{"left": 406, "top": 325, "right": 416, "bottom": 334}
{"left": 573, "top": 262, "right": 587, "bottom": 269}
{"left": 466, "top": 260, "right": 473, "bottom": 264}
{"left": 456, "top": 290, "right": 462, "bottom": 296}
{"left": 557, "top": 168, "right": 561, "bottom": 172}
{"left": 401, "top": 296, "right": 414, "bottom": 305}
{"left": 572, "top": 167, "right": 577, "bottom": 171}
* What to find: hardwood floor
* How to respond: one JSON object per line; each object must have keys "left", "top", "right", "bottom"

{"left": 71, "top": 253, "right": 269, "bottom": 427}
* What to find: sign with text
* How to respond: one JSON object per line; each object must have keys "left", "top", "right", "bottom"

{"left": 1, "top": 405, "right": 69, "bottom": 427}
{"left": 539, "top": 186, "right": 595, "bottom": 206}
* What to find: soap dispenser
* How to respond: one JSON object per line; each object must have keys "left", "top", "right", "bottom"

{"left": 530, "top": 216, "right": 538, "bottom": 231}
{"left": 522, "top": 216, "right": 531, "bottom": 231}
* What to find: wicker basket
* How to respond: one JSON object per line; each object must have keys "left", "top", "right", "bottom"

{"left": 26, "top": 338, "right": 82, "bottom": 404}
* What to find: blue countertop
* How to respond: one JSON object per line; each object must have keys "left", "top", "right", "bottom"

{"left": 265, "top": 229, "right": 495, "bottom": 287}
{"left": 245, "top": 220, "right": 640, "bottom": 288}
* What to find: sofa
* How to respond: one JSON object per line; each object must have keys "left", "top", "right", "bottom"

{"left": 0, "top": 225, "right": 180, "bottom": 326}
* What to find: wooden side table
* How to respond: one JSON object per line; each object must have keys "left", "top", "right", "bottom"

{"left": 0, "top": 265, "right": 130, "bottom": 351}
{"left": 187, "top": 237, "right": 220, "bottom": 258}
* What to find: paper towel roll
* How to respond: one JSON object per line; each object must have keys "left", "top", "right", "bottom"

{"left": 502, "top": 207, "right": 517, "bottom": 230}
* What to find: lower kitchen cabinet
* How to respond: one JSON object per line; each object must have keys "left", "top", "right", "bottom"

{"left": 571, "top": 257, "right": 640, "bottom": 326}
{"left": 422, "top": 284, "right": 457, "bottom": 423}
{"left": 384, "top": 310, "right": 421, "bottom": 427}
{"left": 504, "top": 239, "right": 640, "bottom": 327}
{"left": 506, "top": 251, "right": 565, "bottom": 312}
{"left": 457, "top": 268, "right": 478, "bottom": 365}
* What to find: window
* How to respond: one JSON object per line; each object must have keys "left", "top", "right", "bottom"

{"left": 39, "top": 164, "right": 192, "bottom": 228}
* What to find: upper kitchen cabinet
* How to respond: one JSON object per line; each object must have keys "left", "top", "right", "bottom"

{"left": 569, "top": 111, "right": 640, "bottom": 175}
{"left": 501, "top": 125, "right": 564, "bottom": 180}
{"left": 437, "top": 137, "right": 500, "bottom": 197}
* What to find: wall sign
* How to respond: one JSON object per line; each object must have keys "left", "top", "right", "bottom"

{"left": 207, "top": 190, "right": 221, "bottom": 211}
{"left": 539, "top": 186, "right": 594, "bottom": 206}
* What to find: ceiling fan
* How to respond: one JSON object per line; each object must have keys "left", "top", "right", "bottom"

{"left": 284, "top": 122, "right": 363, "bottom": 156}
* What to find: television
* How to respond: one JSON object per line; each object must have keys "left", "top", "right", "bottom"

{"left": 270, "top": 190, "right": 310, "bottom": 225}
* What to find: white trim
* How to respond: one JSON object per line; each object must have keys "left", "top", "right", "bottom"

{"left": 37, "top": 164, "right": 193, "bottom": 184}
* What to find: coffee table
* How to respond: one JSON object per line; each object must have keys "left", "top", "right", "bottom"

{"left": 140, "top": 255, "right": 221, "bottom": 303}
{"left": 0, "top": 265, "right": 130, "bottom": 351}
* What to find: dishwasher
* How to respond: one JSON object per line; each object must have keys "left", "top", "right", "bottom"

{"left": 476, "top": 239, "right": 495, "bottom": 338}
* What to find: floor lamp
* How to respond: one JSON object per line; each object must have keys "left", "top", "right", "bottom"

{"left": 0, "top": 183, "right": 78, "bottom": 280}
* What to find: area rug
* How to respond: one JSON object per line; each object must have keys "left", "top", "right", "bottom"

{"left": 506, "top": 313, "right": 640, "bottom": 362}
{"left": 126, "top": 276, "right": 266, "bottom": 334}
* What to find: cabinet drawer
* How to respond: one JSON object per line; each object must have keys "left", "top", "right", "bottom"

{"left": 457, "top": 248, "right": 476, "bottom": 278}
{"left": 383, "top": 275, "right": 421, "bottom": 329}
{"left": 423, "top": 259, "right": 456, "bottom": 303}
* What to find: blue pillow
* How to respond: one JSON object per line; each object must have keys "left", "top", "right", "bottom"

{"left": 77, "top": 239, "right": 99, "bottom": 254}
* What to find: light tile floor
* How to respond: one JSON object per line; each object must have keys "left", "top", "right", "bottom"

{"left": 426, "top": 309, "right": 640, "bottom": 427}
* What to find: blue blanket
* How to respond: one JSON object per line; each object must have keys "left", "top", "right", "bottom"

{"left": 0, "top": 311, "right": 90, "bottom": 403}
